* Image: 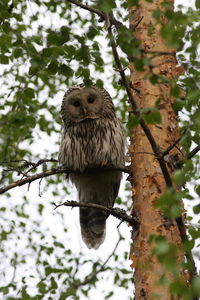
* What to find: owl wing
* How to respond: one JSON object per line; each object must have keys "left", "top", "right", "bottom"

{"left": 111, "top": 180, "right": 121, "bottom": 207}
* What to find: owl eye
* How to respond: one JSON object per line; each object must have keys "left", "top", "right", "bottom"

{"left": 87, "top": 97, "right": 95, "bottom": 104}
{"left": 73, "top": 100, "right": 80, "bottom": 107}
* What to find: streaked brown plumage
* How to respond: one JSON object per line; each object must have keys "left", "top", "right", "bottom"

{"left": 59, "top": 84, "right": 125, "bottom": 249}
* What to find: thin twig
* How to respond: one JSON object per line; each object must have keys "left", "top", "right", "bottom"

{"left": 67, "top": 0, "right": 104, "bottom": 19}
{"left": 162, "top": 130, "right": 187, "bottom": 157}
{"left": 187, "top": 145, "right": 200, "bottom": 160}
{"left": 132, "top": 16, "right": 144, "bottom": 30}
{"left": 22, "top": 159, "right": 57, "bottom": 177}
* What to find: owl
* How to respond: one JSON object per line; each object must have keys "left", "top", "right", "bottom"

{"left": 58, "top": 84, "right": 125, "bottom": 249}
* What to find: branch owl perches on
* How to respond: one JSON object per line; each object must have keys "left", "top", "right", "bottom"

{"left": 58, "top": 84, "right": 125, "bottom": 249}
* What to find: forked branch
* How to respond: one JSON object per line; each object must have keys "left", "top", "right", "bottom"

{"left": 0, "top": 165, "right": 130, "bottom": 194}
{"left": 53, "top": 200, "right": 138, "bottom": 226}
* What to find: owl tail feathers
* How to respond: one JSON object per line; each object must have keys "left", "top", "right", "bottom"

{"left": 80, "top": 208, "right": 107, "bottom": 250}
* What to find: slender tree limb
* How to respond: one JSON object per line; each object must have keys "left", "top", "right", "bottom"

{"left": 132, "top": 16, "right": 144, "bottom": 30}
{"left": 53, "top": 200, "right": 138, "bottom": 226}
{"left": 66, "top": 0, "right": 104, "bottom": 19}
{"left": 162, "top": 130, "right": 187, "bottom": 157}
{"left": 187, "top": 145, "right": 200, "bottom": 160}
{"left": 0, "top": 165, "right": 130, "bottom": 194}
{"left": 22, "top": 159, "right": 57, "bottom": 178}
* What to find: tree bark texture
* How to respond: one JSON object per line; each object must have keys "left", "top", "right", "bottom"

{"left": 129, "top": 1, "right": 185, "bottom": 299}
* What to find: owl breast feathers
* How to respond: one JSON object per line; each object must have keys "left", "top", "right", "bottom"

{"left": 58, "top": 84, "right": 125, "bottom": 249}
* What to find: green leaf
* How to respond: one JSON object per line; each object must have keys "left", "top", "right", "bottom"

{"left": 156, "top": 188, "right": 181, "bottom": 218}
{"left": 96, "top": 79, "right": 104, "bottom": 88}
{"left": 173, "top": 170, "right": 186, "bottom": 185}
{"left": 193, "top": 204, "right": 200, "bottom": 214}
{"left": 105, "top": 291, "right": 114, "bottom": 299}
{"left": 87, "top": 26, "right": 99, "bottom": 39}
{"left": 60, "top": 64, "right": 73, "bottom": 76}
{"left": 26, "top": 115, "right": 36, "bottom": 128}
{"left": 48, "top": 59, "right": 59, "bottom": 74}
{"left": 37, "top": 281, "right": 47, "bottom": 293}
{"left": 195, "top": 185, "right": 200, "bottom": 196}
{"left": 187, "top": 90, "right": 200, "bottom": 104}
{"left": 54, "top": 241, "right": 65, "bottom": 248}
{"left": 13, "top": 47, "right": 22, "bottom": 58}
{"left": 0, "top": 55, "right": 9, "bottom": 64}
{"left": 128, "top": 0, "right": 139, "bottom": 4}
{"left": 143, "top": 111, "right": 162, "bottom": 124}
{"left": 173, "top": 99, "right": 184, "bottom": 112}
{"left": 96, "top": 0, "right": 116, "bottom": 12}
{"left": 150, "top": 74, "right": 159, "bottom": 84}
{"left": 127, "top": 115, "right": 141, "bottom": 129}
{"left": 180, "top": 133, "right": 192, "bottom": 153}
{"left": 24, "top": 88, "right": 35, "bottom": 99}
{"left": 1, "top": 22, "right": 11, "bottom": 33}
{"left": 195, "top": 0, "right": 200, "bottom": 9}
{"left": 170, "top": 280, "right": 189, "bottom": 298}
{"left": 192, "top": 276, "right": 200, "bottom": 296}
{"left": 152, "top": 9, "right": 162, "bottom": 20}
{"left": 50, "top": 276, "right": 58, "bottom": 290}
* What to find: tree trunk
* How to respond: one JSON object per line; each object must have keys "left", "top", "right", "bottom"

{"left": 128, "top": 1, "right": 185, "bottom": 299}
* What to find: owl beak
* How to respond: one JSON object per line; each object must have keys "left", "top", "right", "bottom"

{"left": 83, "top": 107, "right": 88, "bottom": 115}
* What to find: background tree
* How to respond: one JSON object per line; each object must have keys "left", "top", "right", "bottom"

{"left": 0, "top": 0, "right": 200, "bottom": 299}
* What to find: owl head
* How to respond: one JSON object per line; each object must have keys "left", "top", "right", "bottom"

{"left": 61, "top": 84, "right": 115, "bottom": 125}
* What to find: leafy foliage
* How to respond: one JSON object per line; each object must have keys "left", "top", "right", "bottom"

{"left": 0, "top": 0, "right": 200, "bottom": 299}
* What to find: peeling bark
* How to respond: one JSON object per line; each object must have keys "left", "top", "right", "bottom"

{"left": 129, "top": 1, "right": 185, "bottom": 299}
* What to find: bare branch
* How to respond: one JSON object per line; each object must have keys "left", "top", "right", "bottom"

{"left": 0, "top": 165, "right": 130, "bottom": 195}
{"left": 53, "top": 200, "right": 138, "bottom": 226}
{"left": 187, "top": 145, "right": 200, "bottom": 160}
{"left": 66, "top": 0, "right": 104, "bottom": 19}
{"left": 162, "top": 130, "right": 187, "bottom": 157}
